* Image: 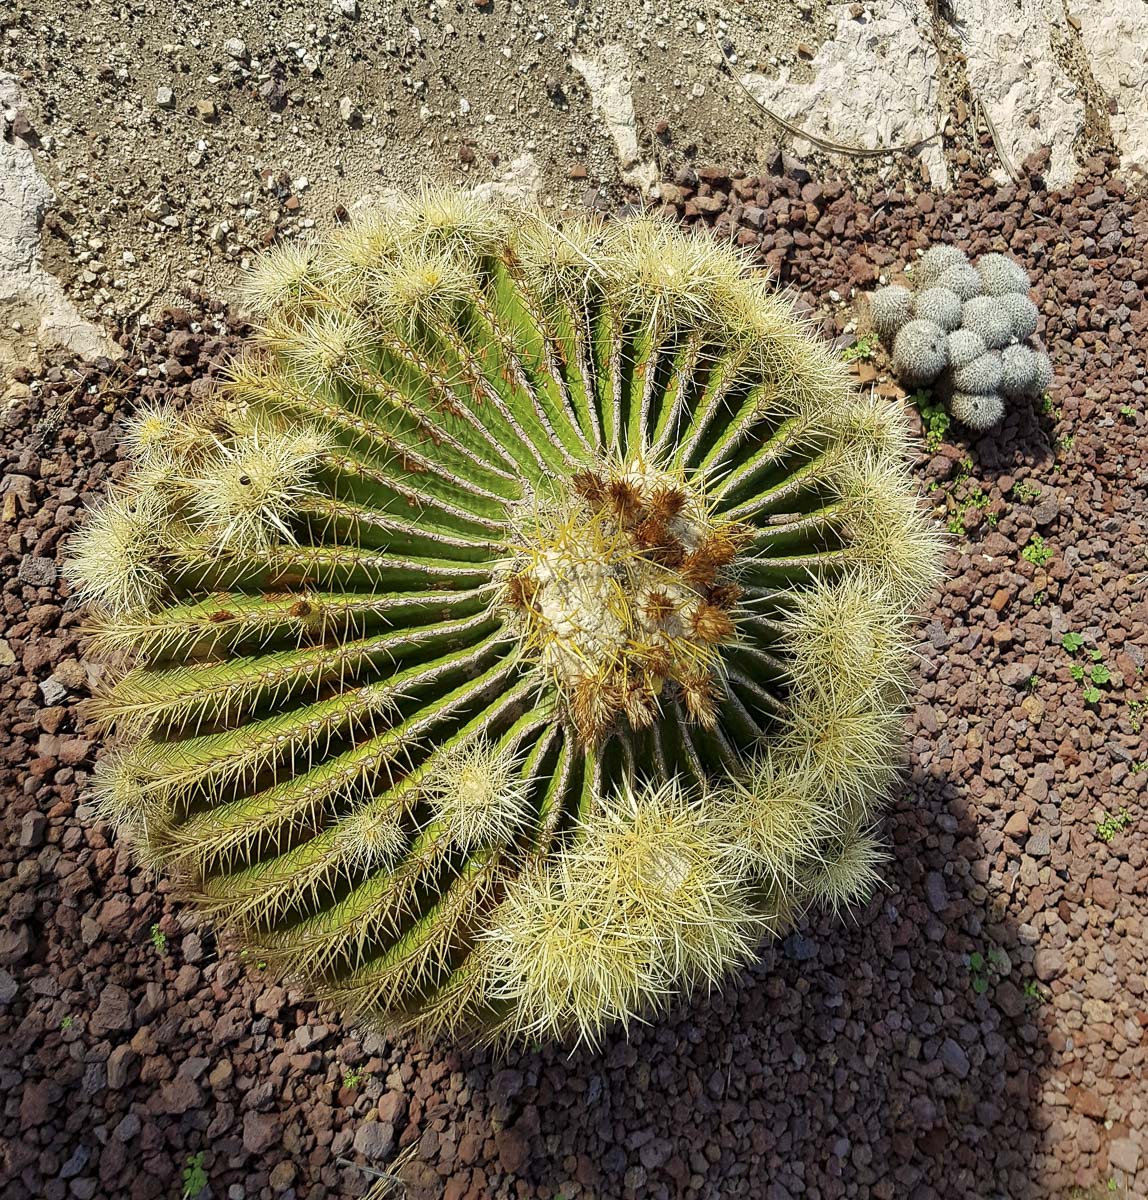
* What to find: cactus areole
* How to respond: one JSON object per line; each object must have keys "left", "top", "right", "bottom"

{"left": 70, "top": 190, "right": 941, "bottom": 1045}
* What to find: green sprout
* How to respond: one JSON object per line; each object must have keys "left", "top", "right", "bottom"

{"left": 182, "top": 1152, "right": 208, "bottom": 1200}
{"left": 1095, "top": 809, "right": 1131, "bottom": 844}
{"left": 1021, "top": 535, "right": 1053, "bottom": 566}
{"left": 912, "top": 390, "right": 951, "bottom": 453}
{"left": 1010, "top": 480, "right": 1040, "bottom": 504}
{"left": 968, "top": 947, "right": 1008, "bottom": 995}
{"left": 946, "top": 486, "right": 990, "bottom": 536}
{"left": 1023, "top": 979, "right": 1049, "bottom": 1004}
{"left": 842, "top": 332, "right": 879, "bottom": 362}
{"left": 150, "top": 924, "right": 168, "bottom": 954}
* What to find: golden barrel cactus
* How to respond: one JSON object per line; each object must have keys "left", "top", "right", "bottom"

{"left": 69, "top": 189, "right": 941, "bottom": 1045}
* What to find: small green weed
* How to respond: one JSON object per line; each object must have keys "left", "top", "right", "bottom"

{"left": 1068, "top": 1181, "right": 1121, "bottom": 1200}
{"left": 1119, "top": 404, "right": 1135, "bottom": 420}
{"left": 60, "top": 1015, "right": 74, "bottom": 1032}
{"left": 343, "top": 1067, "right": 365, "bottom": 1089}
{"left": 1063, "top": 638, "right": 1115, "bottom": 705}
{"left": 1021, "top": 535, "right": 1053, "bottom": 566}
{"left": 842, "top": 332, "right": 879, "bottom": 363}
{"left": 1032, "top": 590, "right": 1046, "bottom": 607}
{"left": 947, "top": 487, "right": 990, "bottom": 535}
{"left": 1011, "top": 480, "right": 1041, "bottom": 504}
{"left": 912, "top": 390, "right": 951, "bottom": 453}
{"left": 150, "top": 924, "right": 167, "bottom": 954}
{"left": 1096, "top": 809, "right": 1132, "bottom": 844}
{"left": 182, "top": 1152, "right": 208, "bottom": 1200}
{"left": 1023, "top": 979, "right": 1049, "bottom": 1004}
{"left": 1128, "top": 698, "right": 1143, "bottom": 732}
{"left": 968, "top": 947, "right": 1008, "bottom": 995}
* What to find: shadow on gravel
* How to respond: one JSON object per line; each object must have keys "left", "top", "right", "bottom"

{"left": 447, "top": 759, "right": 1051, "bottom": 1200}
{"left": 0, "top": 366, "right": 1055, "bottom": 1200}
{"left": 965, "top": 402, "right": 1057, "bottom": 484}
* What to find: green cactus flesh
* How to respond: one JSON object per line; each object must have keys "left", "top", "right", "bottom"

{"left": 70, "top": 189, "right": 941, "bottom": 1045}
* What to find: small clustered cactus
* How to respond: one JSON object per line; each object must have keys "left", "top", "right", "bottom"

{"left": 69, "top": 188, "right": 942, "bottom": 1046}
{"left": 863, "top": 245, "right": 1052, "bottom": 433}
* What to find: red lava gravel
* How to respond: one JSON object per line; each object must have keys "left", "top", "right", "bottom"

{"left": 1, "top": 150, "right": 1146, "bottom": 1200}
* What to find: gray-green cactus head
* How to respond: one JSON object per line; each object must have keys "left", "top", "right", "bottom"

{"left": 951, "top": 350, "right": 1003, "bottom": 396}
{"left": 962, "top": 296, "right": 1012, "bottom": 350}
{"left": 977, "top": 253, "right": 1030, "bottom": 296}
{"left": 892, "top": 319, "right": 948, "bottom": 385}
{"left": 935, "top": 261, "right": 983, "bottom": 302}
{"left": 66, "top": 189, "right": 942, "bottom": 1046}
{"left": 911, "top": 287, "right": 963, "bottom": 332}
{"left": 996, "top": 293, "right": 1039, "bottom": 340}
{"left": 947, "top": 328, "right": 987, "bottom": 370}
{"left": 914, "top": 244, "right": 968, "bottom": 290}
{"left": 1030, "top": 342, "right": 1054, "bottom": 394}
{"left": 999, "top": 343, "right": 1038, "bottom": 396}
{"left": 866, "top": 284, "right": 913, "bottom": 342}
{"left": 949, "top": 390, "right": 1005, "bottom": 432}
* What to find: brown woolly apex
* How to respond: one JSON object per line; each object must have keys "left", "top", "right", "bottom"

{"left": 69, "top": 187, "right": 942, "bottom": 1047}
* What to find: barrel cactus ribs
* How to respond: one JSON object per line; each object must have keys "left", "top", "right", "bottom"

{"left": 69, "top": 189, "right": 942, "bottom": 1045}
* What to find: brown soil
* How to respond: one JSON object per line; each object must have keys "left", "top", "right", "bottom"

{"left": 1, "top": 149, "right": 1146, "bottom": 1200}
{"left": 1, "top": 0, "right": 823, "bottom": 330}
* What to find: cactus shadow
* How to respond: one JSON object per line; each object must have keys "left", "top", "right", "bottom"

{"left": 959, "top": 392, "right": 1058, "bottom": 478}
{"left": 446, "top": 764, "right": 1052, "bottom": 1200}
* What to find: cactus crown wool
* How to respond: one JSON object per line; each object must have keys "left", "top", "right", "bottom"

{"left": 69, "top": 190, "right": 942, "bottom": 1046}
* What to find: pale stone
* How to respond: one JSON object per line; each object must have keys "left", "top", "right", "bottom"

{"left": 469, "top": 152, "right": 542, "bottom": 206}
{"left": 570, "top": 46, "right": 657, "bottom": 194}
{"left": 950, "top": 0, "right": 1084, "bottom": 187}
{"left": 0, "top": 74, "right": 119, "bottom": 371}
{"left": 1074, "top": 0, "right": 1148, "bottom": 180}
{"left": 739, "top": 2, "right": 947, "bottom": 187}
